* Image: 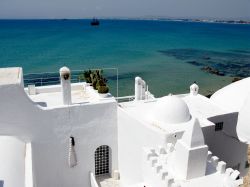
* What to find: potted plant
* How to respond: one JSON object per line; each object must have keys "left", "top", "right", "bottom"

{"left": 79, "top": 69, "right": 110, "bottom": 97}
{"left": 90, "top": 73, "right": 98, "bottom": 90}
{"left": 97, "top": 77, "right": 109, "bottom": 97}
{"left": 83, "top": 70, "right": 92, "bottom": 84}
{"left": 91, "top": 70, "right": 103, "bottom": 90}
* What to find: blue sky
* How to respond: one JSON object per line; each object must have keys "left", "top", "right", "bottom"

{"left": 0, "top": 0, "right": 250, "bottom": 19}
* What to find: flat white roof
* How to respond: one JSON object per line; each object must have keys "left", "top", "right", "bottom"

{"left": 119, "top": 94, "right": 228, "bottom": 133}
{"left": 183, "top": 94, "right": 229, "bottom": 119}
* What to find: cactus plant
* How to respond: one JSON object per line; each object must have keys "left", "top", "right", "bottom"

{"left": 78, "top": 70, "right": 92, "bottom": 83}
{"left": 98, "top": 85, "right": 109, "bottom": 94}
{"left": 79, "top": 69, "right": 109, "bottom": 93}
{"left": 83, "top": 70, "right": 92, "bottom": 83}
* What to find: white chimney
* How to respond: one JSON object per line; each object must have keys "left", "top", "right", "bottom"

{"left": 190, "top": 82, "right": 199, "bottom": 96}
{"left": 135, "top": 77, "right": 146, "bottom": 101}
{"left": 60, "top": 66, "right": 72, "bottom": 105}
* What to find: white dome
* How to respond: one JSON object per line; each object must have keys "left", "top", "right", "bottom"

{"left": 151, "top": 96, "right": 191, "bottom": 124}
{"left": 211, "top": 77, "right": 250, "bottom": 112}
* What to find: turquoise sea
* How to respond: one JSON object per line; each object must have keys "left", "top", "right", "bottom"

{"left": 0, "top": 19, "right": 250, "bottom": 97}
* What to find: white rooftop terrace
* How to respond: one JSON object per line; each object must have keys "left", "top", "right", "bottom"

{"left": 25, "top": 83, "right": 115, "bottom": 109}
{"left": 0, "top": 67, "right": 116, "bottom": 109}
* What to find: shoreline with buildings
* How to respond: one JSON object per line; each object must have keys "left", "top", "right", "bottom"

{"left": 0, "top": 18, "right": 250, "bottom": 25}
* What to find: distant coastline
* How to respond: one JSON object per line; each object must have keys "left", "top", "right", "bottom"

{"left": 112, "top": 17, "right": 250, "bottom": 25}
{"left": 163, "top": 18, "right": 250, "bottom": 25}
{"left": 67, "top": 17, "right": 250, "bottom": 25}
{"left": 0, "top": 17, "right": 250, "bottom": 25}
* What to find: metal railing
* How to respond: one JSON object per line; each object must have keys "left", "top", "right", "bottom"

{"left": 116, "top": 95, "right": 135, "bottom": 102}
{"left": 23, "top": 67, "right": 119, "bottom": 98}
{"left": 24, "top": 71, "right": 82, "bottom": 86}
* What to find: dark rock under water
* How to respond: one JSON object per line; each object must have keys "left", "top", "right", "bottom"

{"left": 158, "top": 48, "right": 250, "bottom": 77}
{"left": 201, "top": 66, "right": 225, "bottom": 76}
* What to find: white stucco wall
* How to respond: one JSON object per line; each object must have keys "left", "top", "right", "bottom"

{"left": 0, "top": 136, "right": 25, "bottom": 187}
{"left": 118, "top": 107, "right": 169, "bottom": 187}
{"left": 25, "top": 142, "right": 33, "bottom": 187}
{"left": 202, "top": 113, "right": 248, "bottom": 176}
{"left": 0, "top": 82, "right": 118, "bottom": 187}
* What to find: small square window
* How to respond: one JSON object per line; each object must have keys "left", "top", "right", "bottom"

{"left": 245, "top": 161, "right": 250, "bottom": 168}
{"left": 215, "top": 122, "right": 223, "bottom": 131}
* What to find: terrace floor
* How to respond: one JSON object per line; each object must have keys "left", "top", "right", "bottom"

{"left": 26, "top": 83, "right": 114, "bottom": 108}
{"left": 96, "top": 175, "right": 120, "bottom": 187}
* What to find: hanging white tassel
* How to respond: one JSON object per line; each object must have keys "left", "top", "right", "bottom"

{"left": 68, "top": 137, "right": 77, "bottom": 168}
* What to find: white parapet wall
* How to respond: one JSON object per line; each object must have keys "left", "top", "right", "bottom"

{"left": 142, "top": 147, "right": 243, "bottom": 187}
{"left": 90, "top": 172, "right": 99, "bottom": 187}
{"left": 142, "top": 147, "right": 175, "bottom": 187}
{"left": 0, "top": 136, "right": 25, "bottom": 187}
{"left": 207, "top": 151, "right": 243, "bottom": 186}
{"left": 25, "top": 142, "right": 33, "bottom": 187}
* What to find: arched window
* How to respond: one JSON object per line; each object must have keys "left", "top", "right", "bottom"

{"left": 95, "top": 145, "right": 110, "bottom": 176}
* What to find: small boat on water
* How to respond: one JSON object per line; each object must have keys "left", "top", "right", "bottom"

{"left": 90, "top": 18, "right": 100, "bottom": 26}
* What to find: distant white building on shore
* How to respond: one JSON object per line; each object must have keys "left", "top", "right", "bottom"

{"left": 0, "top": 66, "right": 250, "bottom": 187}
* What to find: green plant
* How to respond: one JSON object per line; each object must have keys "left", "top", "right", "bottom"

{"left": 78, "top": 70, "right": 92, "bottom": 83}
{"left": 90, "top": 70, "right": 106, "bottom": 90}
{"left": 98, "top": 85, "right": 109, "bottom": 94}
{"left": 89, "top": 72, "right": 96, "bottom": 88}
{"left": 79, "top": 69, "right": 109, "bottom": 92}
{"left": 84, "top": 70, "right": 92, "bottom": 83}
{"left": 97, "top": 77, "right": 109, "bottom": 93}
{"left": 96, "top": 77, "right": 107, "bottom": 87}
{"left": 92, "top": 77, "right": 98, "bottom": 90}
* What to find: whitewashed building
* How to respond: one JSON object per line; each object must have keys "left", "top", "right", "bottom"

{"left": 0, "top": 67, "right": 250, "bottom": 187}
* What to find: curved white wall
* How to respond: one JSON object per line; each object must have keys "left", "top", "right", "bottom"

{"left": 0, "top": 136, "right": 25, "bottom": 187}
{"left": 210, "top": 77, "right": 250, "bottom": 112}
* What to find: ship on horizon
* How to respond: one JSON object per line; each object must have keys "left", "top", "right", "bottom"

{"left": 91, "top": 18, "right": 100, "bottom": 26}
